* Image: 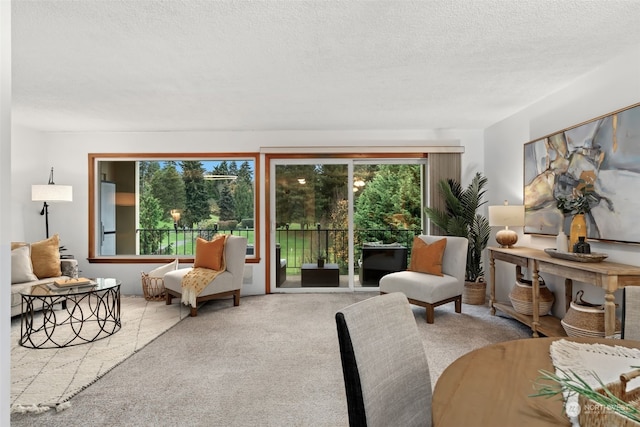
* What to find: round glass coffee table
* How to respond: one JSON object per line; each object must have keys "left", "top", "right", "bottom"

{"left": 20, "top": 278, "right": 121, "bottom": 348}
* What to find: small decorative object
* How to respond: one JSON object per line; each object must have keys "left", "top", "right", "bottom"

{"left": 544, "top": 248, "right": 608, "bottom": 263}
{"left": 53, "top": 277, "right": 93, "bottom": 288}
{"left": 508, "top": 276, "right": 554, "bottom": 316}
{"left": 556, "top": 230, "right": 568, "bottom": 252}
{"left": 317, "top": 253, "right": 326, "bottom": 268}
{"left": 561, "top": 290, "right": 621, "bottom": 337}
{"left": 573, "top": 236, "right": 591, "bottom": 254}
{"left": 532, "top": 368, "right": 640, "bottom": 426}
{"left": 569, "top": 213, "right": 588, "bottom": 252}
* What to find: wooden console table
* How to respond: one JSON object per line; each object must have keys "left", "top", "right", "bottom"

{"left": 489, "top": 246, "right": 640, "bottom": 338}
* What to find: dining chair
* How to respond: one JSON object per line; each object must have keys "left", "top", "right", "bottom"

{"left": 622, "top": 286, "right": 640, "bottom": 340}
{"left": 335, "top": 292, "right": 432, "bottom": 427}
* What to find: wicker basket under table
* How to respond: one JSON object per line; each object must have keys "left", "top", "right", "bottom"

{"left": 578, "top": 369, "right": 640, "bottom": 427}
{"left": 141, "top": 273, "right": 166, "bottom": 301}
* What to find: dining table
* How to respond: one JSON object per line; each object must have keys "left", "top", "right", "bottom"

{"left": 431, "top": 337, "right": 640, "bottom": 427}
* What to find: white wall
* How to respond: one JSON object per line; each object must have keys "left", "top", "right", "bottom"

{"left": 485, "top": 46, "right": 640, "bottom": 318}
{"left": 1, "top": 0, "right": 10, "bottom": 422}
{"left": 10, "top": 128, "right": 483, "bottom": 296}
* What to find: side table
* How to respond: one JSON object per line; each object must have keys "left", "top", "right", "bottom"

{"left": 301, "top": 263, "right": 340, "bottom": 287}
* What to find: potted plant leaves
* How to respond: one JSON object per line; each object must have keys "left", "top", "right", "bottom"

{"left": 424, "top": 172, "right": 491, "bottom": 304}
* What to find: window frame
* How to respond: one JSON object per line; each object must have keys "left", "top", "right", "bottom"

{"left": 88, "top": 152, "right": 261, "bottom": 264}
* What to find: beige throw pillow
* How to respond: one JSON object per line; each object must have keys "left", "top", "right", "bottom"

{"left": 31, "top": 234, "right": 61, "bottom": 279}
{"left": 11, "top": 245, "right": 38, "bottom": 284}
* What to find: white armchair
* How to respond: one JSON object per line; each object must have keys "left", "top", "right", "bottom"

{"left": 379, "top": 235, "right": 468, "bottom": 323}
{"left": 164, "top": 235, "right": 247, "bottom": 317}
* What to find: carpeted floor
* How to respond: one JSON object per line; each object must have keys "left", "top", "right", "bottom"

{"left": 10, "top": 296, "right": 187, "bottom": 413}
{"left": 10, "top": 293, "right": 530, "bottom": 426}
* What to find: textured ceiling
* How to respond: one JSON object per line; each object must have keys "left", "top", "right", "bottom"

{"left": 11, "top": 0, "right": 640, "bottom": 132}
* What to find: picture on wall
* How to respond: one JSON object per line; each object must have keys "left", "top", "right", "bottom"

{"left": 523, "top": 102, "right": 640, "bottom": 244}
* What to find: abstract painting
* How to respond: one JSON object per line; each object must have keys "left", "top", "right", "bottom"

{"left": 523, "top": 103, "right": 640, "bottom": 244}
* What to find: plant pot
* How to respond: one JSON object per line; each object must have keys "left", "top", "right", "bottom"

{"left": 317, "top": 259, "right": 325, "bottom": 268}
{"left": 462, "top": 279, "right": 486, "bottom": 305}
{"left": 508, "top": 277, "right": 554, "bottom": 316}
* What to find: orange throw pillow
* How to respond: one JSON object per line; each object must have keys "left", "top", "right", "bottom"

{"left": 408, "top": 237, "right": 447, "bottom": 277}
{"left": 31, "top": 234, "right": 62, "bottom": 279}
{"left": 194, "top": 234, "right": 227, "bottom": 271}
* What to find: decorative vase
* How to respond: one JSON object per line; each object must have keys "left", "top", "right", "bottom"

{"left": 556, "top": 231, "right": 568, "bottom": 252}
{"left": 573, "top": 236, "right": 591, "bottom": 254}
{"left": 569, "top": 214, "right": 587, "bottom": 253}
{"left": 508, "top": 277, "right": 554, "bottom": 316}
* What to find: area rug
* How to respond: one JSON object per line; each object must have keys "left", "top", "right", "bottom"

{"left": 10, "top": 296, "right": 187, "bottom": 413}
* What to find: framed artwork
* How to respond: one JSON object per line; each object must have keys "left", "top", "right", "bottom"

{"left": 523, "top": 102, "right": 640, "bottom": 244}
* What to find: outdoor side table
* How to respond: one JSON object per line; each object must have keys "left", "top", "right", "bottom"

{"left": 301, "top": 263, "right": 339, "bottom": 287}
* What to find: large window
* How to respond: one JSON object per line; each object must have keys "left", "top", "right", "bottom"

{"left": 88, "top": 153, "right": 260, "bottom": 263}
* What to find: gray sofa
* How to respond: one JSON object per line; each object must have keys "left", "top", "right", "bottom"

{"left": 11, "top": 259, "right": 79, "bottom": 317}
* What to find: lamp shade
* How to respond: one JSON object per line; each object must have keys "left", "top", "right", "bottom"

{"left": 32, "top": 184, "right": 73, "bottom": 202}
{"left": 488, "top": 205, "right": 525, "bottom": 227}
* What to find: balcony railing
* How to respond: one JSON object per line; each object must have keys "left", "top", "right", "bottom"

{"left": 137, "top": 227, "right": 422, "bottom": 274}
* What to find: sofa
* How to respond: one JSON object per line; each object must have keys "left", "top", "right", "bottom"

{"left": 10, "top": 234, "right": 79, "bottom": 317}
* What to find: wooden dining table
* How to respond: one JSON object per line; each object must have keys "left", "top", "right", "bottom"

{"left": 432, "top": 337, "right": 640, "bottom": 426}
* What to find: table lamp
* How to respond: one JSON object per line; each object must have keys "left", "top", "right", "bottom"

{"left": 31, "top": 167, "right": 73, "bottom": 238}
{"left": 488, "top": 201, "right": 524, "bottom": 248}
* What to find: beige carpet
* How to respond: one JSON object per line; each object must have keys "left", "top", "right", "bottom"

{"left": 10, "top": 292, "right": 531, "bottom": 426}
{"left": 10, "top": 296, "right": 187, "bottom": 413}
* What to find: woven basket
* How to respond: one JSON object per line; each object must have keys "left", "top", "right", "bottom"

{"left": 561, "top": 291, "right": 621, "bottom": 337}
{"left": 462, "top": 279, "right": 486, "bottom": 305}
{"left": 141, "top": 273, "right": 166, "bottom": 301}
{"left": 578, "top": 369, "right": 640, "bottom": 427}
{"left": 508, "top": 277, "right": 554, "bottom": 316}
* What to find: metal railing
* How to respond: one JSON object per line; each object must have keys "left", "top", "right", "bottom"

{"left": 137, "top": 226, "right": 422, "bottom": 274}
{"left": 136, "top": 227, "right": 254, "bottom": 256}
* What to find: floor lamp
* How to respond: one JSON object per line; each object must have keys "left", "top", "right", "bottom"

{"left": 31, "top": 167, "right": 73, "bottom": 238}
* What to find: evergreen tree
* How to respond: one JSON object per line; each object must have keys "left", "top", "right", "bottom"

{"left": 139, "top": 188, "right": 163, "bottom": 254}
{"left": 275, "top": 164, "right": 316, "bottom": 227}
{"left": 354, "top": 165, "right": 422, "bottom": 243}
{"left": 234, "top": 180, "right": 254, "bottom": 222}
{"left": 139, "top": 161, "right": 160, "bottom": 194}
{"left": 218, "top": 183, "right": 236, "bottom": 221}
{"left": 180, "top": 161, "right": 210, "bottom": 227}
{"left": 237, "top": 161, "right": 253, "bottom": 183}
{"left": 150, "top": 163, "right": 186, "bottom": 219}
{"left": 228, "top": 161, "right": 239, "bottom": 178}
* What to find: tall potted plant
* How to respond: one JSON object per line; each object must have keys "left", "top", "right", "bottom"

{"left": 424, "top": 172, "right": 491, "bottom": 304}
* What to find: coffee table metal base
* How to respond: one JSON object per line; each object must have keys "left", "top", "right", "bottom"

{"left": 20, "top": 284, "right": 121, "bottom": 349}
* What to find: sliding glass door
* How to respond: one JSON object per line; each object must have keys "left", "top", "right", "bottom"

{"left": 271, "top": 158, "right": 426, "bottom": 292}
